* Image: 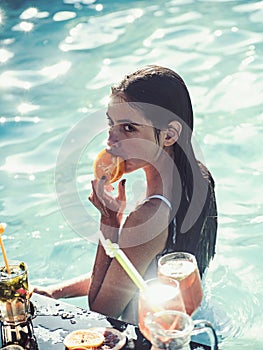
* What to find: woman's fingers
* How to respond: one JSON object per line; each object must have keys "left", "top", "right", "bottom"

{"left": 89, "top": 177, "right": 127, "bottom": 217}
{"left": 33, "top": 286, "right": 54, "bottom": 298}
{"left": 89, "top": 178, "right": 109, "bottom": 216}
{"left": 97, "top": 176, "right": 106, "bottom": 196}
{"left": 117, "top": 179, "right": 126, "bottom": 216}
{"left": 117, "top": 179, "right": 126, "bottom": 202}
{"left": 90, "top": 177, "right": 105, "bottom": 203}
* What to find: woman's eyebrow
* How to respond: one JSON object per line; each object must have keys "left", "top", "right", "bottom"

{"left": 118, "top": 119, "right": 142, "bottom": 126}
{"left": 106, "top": 112, "right": 143, "bottom": 126}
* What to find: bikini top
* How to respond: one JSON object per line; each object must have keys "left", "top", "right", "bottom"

{"left": 143, "top": 194, "right": 172, "bottom": 211}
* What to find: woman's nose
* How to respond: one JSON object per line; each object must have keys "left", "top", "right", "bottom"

{"left": 107, "top": 126, "right": 119, "bottom": 146}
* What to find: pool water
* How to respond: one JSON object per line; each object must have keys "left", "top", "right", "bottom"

{"left": 0, "top": 0, "right": 262, "bottom": 348}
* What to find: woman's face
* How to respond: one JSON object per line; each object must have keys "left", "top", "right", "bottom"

{"left": 106, "top": 96, "right": 165, "bottom": 173}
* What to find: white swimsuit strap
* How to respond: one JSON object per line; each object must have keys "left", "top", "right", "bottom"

{"left": 145, "top": 195, "right": 172, "bottom": 210}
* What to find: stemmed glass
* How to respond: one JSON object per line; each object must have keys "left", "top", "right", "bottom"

{"left": 158, "top": 252, "right": 203, "bottom": 316}
{"left": 138, "top": 278, "right": 186, "bottom": 341}
{"left": 144, "top": 310, "right": 218, "bottom": 350}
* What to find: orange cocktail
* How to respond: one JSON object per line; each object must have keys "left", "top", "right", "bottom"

{"left": 158, "top": 252, "right": 203, "bottom": 316}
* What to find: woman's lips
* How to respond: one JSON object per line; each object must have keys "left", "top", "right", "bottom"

{"left": 106, "top": 146, "right": 125, "bottom": 159}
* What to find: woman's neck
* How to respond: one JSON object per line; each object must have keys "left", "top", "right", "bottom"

{"left": 143, "top": 152, "right": 174, "bottom": 199}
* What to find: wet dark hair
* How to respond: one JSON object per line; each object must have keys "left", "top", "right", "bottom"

{"left": 111, "top": 65, "right": 217, "bottom": 276}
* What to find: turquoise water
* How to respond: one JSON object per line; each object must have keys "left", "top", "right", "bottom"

{"left": 0, "top": 0, "right": 263, "bottom": 348}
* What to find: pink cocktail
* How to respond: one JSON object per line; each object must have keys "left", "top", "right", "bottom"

{"left": 138, "top": 278, "right": 185, "bottom": 341}
{"left": 158, "top": 252, "right": 203, "bottom": 316}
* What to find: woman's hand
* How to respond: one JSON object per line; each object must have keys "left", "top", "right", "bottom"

{"left": 32, "top": 285, "right": 56, "bottom": 298}
{"left": 32, "top": 274, "right": 91, "bottom": 299}
{"left": 89, "top": 177, "right": 126, "bottom": 226}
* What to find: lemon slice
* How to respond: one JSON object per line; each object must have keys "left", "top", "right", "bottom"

{"left": 93, "top": 149, "right": 125, "bottom": 185}
{"left": 63, "top": 329, "right": 105, "bottom": 349}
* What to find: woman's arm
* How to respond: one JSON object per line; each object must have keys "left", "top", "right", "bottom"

{"left": 33, "top": 177, "right": 126, "bottom": 302}
{"left": 33, "top": 273, "right": 91, "bottom": 299}
{"left": 88, "top": 194, "right": 170, "bottom": 319}
{"left": 88, "top": 178, "right": 126, "bottom": 305}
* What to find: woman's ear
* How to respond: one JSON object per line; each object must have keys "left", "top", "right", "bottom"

{"left": 163, "top": 121, "right": 182, "bottom": 146}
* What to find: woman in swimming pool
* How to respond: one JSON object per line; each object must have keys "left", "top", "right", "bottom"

{"left": 34, "top": 65, "right": 217, "bottom": 323}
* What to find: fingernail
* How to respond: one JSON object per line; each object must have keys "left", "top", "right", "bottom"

{"left": 121, "top": 179, "right": 126, "bottom": 186}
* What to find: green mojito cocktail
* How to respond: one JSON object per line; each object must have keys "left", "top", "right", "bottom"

{"left": 0, "top": 262, "right": 30, "bottom": 323}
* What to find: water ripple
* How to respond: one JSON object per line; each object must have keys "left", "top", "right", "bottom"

{"left": 199, "top": 71, "right": 263, "bottom": 113}
{"left": 0, "top": 61, "right": 71, "bottom": 90}
{"left": 59, "top": 8, "right": 143, "bottom": 52}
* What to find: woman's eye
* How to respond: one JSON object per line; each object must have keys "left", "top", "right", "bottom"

{"left": 123, "top": 123, "right": 136, "bottom": 132}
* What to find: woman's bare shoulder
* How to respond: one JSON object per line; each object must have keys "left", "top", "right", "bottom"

{"left": 125, "top": 198, "right": 170, "bottom": 227}
{"left": 119, "top": 199, "right": 170, "bottom": 249}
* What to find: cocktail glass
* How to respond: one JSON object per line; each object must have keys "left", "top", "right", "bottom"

{"left": 158, "top": 252, "right": 203, "bottom": 316}
{"left": 138, "top": 278, "right": 185, "bottom": 341}
{"left": 0, "top": 261, "right": 31, "bottom": 324}
{"left": 145, "top": 309, "right": 218, "bottom": 350}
